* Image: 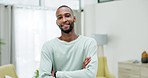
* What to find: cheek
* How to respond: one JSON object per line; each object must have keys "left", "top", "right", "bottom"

{"left": 56, "top": 20, "right": 61, "bottom": 25}
{"left": 71, "top": 19, "right": 75, "bottom": 23}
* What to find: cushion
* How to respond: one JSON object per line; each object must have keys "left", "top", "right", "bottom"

{"left": 5, "top": 75, "right": 12, "bottom": 78}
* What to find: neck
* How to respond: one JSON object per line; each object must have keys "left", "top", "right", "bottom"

{"left": 59, "top": 30, "right": 78, "bottom": 42}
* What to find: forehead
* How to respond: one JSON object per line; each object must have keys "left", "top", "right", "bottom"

{"left": 56, "top": 7, "right": 72, "bottom": 16}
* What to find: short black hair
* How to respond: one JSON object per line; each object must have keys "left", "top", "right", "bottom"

{"left": 57, "top": 5, "right": 74, "bottom": 15}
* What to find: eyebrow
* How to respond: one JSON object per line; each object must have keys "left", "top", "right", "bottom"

{"left": 57, "top": 13, "right": 71, "bottom": 17}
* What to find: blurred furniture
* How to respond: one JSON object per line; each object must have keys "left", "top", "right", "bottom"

{"left": 96, "top": 56, "right": 115, "bottom": 78}
{"left": 92, "top": 34, "right": 114, "bottom": 78}
{"left": 91, "top": 34, "right": 107, "bottom": 56}
{"left": 0, "top": 64, "right": 18, "bottom": 78}
{"left": 118, "top": 61, "right": 148, "bottom": 78}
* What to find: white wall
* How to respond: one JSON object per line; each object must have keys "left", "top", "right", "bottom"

{"left": 84, "top": 4, "right": 97, "bottom": 36}
{"left": 84, "top": 0, "right": 148, "bottom": 77}
{"left": 81, "top": 0, "right": 97, "bottom": 9}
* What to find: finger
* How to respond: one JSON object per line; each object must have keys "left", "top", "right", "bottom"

{"left": 84, "top": 57, "right": 91, "bottom": 62}
{"left": 84, "top": 58, "right": 91, "bottom": 65}
{"left": 84, "top": 57, "right": 91, "bottom": 63}
{"left": 83, "top": 57, "right": 91, "bottom": 67}
{"left": 82, "top": 57, "right": 91, "bottom": 69}
{"left": 51, "top": 70, "right": 54, "bottom": 76}
{"left": 82, "top": 59, "right": 91, "bottom": 69}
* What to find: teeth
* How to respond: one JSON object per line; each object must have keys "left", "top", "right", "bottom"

{"left": 64, "top": 25, "right": 69, "bottom": 26}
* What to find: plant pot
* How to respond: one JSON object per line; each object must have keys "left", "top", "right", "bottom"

{"left": 141, "top": 58, "right": 148, "bottom": 63}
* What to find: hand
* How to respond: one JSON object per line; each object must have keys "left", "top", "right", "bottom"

{"left": 82, "top": 57, "right": 91, "bottom": 69}
{"left": 51, "top": 68, "right": 54, "bottom": 77}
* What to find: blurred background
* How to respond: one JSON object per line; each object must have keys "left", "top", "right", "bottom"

{"left": 0, "top": 0, "right": 148, "bottom": 78}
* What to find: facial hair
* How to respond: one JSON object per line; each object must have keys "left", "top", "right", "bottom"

{"left": 58, "top": 22, "right": 74, "bottom": 33}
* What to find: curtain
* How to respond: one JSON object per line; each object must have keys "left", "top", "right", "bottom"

{"left": 0, "top": 4, "right": 15, "bottom": 66}
{"left": 13, "top": 6, "right": 60, "bottom": 78}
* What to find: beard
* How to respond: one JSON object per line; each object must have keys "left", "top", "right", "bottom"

{"left": 58, "top": 22, "right": 74, "bottom": 33}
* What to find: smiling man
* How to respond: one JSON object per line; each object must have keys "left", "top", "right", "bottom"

{"left": 39, "top": 5, "right": 98, "bottom": 78}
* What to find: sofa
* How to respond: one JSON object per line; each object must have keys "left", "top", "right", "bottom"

{"left": 0, "top": 64, "right": 18, "bottom": 78}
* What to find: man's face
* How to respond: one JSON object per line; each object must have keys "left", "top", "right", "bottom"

{"left": 56, "top": 7, "right": 76, "bottom": 33}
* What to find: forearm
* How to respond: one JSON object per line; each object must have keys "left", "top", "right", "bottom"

{"left": 39, "top": 57, "right": 53, "bottom": 78}
{"left": 39, "top": 62, "right": 53, "bottom": 78}
{"left": 39, "top": 72, "right": 53, "bottom": 78}
{"left": 39, "top": 46, "right": 53, "bottom": 78}
{"left": 56, "top": 69, "right": 96, "bottom": 78}
{"left": 56, "top": 55, "right": 98, "bottom": 78}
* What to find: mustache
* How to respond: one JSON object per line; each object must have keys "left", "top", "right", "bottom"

{"left": 57, "top": 22, "right": 74, "bottom": 33}
{"left": 56, "top": 20, "right": 75, "bottom": 27}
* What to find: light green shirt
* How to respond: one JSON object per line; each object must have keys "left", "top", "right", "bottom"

{"left": 39, "top": 35, "right": 98, "bottom": 78}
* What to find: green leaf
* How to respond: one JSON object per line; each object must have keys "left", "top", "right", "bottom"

{"left": 0, "top": 39, "right": 5, "bottom": 45}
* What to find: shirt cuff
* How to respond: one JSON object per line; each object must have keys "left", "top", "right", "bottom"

{"left": 56, "top": 71, "right": 64, "bottom": 78}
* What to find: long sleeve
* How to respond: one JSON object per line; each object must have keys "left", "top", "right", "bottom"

{"left": 56, "top": 39, "right": 98, "bottom": 78}
{"left": 39, "top": 43, "right": 53, "bottom": 78}
{"left": 39, "top": 36, "right": 98, "bottom": 78}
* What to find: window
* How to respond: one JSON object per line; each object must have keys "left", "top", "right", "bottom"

{"left": 13, "top": 6, "right": 60, "bottom": 78}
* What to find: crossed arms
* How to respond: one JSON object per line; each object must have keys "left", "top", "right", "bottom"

{"left": 39, "top": 40, "right": 98, "bottom": 78}
{"left": 39, "top": 54, "right": 98, "bottom": 78}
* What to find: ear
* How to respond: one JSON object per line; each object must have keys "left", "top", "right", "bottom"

{"left": 73, "top": 16, "right": 76, "bottom": 22}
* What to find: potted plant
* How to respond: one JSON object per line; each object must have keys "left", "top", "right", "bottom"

{"left": 33, "top": 69, "right": 39, "bottom": 78}
{"left": 0, "top": 39, "right": 5, "bottom": 45}
{"left": 0, "top": 39, "right": 5, "bottom": 50}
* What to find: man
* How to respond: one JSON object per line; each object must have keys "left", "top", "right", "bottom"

{"left": 39, "top": 5, "right": 98, "bottom": 78}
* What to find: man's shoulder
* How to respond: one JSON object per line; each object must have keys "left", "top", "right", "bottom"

{"left": 80, "top": 35, "right": 96, "bottom": 41}
{"left": 43, "top": 38, "right": 58, "bottom": 46}
{"left": 79, "top": 36, "right": 97, "bottom": 45}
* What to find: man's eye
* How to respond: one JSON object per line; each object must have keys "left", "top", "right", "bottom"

{"left": 58, "top": 17, "right": 62, "bottom": 19}
{"left": 65, "top": 14, "right": 71, "bottom": 17}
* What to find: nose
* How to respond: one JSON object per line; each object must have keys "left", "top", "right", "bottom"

{"left": 62, "top": 16, "right": 67, "bottom": 22}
